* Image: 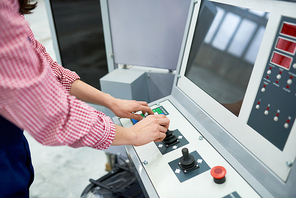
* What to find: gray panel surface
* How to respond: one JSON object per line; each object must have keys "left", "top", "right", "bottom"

{"left": 107, "top": 0, "right": 191, "bottom": 70}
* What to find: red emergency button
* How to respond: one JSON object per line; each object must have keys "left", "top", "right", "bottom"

{"left": 210, "top": 166, "right": 226, "bottom": 184}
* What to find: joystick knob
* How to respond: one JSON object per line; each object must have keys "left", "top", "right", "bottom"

{"left": 179, "top": 148, "right": 198, "bottom": 173}
{"left": 163, "top": 130, "right": 179, "bottom": 147}
{"left": 210, "top": 166, "right": 226, "bottom": 184}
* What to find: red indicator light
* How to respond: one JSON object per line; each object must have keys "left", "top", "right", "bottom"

{"left": 271, "top": 52, "right": 292, "bottom": 69}
{"left": 263, "top": 84, "right": 266, "bottom": 87}
{"left": 287, "top": 120, "right": 290, "bottom": 123}
{"left": 269, "top": 67, "right": 272, "bottom": 70}
{"left": 266, "top": 76, "right": 269, "bottom": 79}
{"left": 290, "top": 76, "right": 293, "bottom": 79}
{"left": 287, "top": 85, "right": 290, "bottom": 89}
{"left": 279, "top": 71, "right": 282, "bottom": 74}
{"left": 267, "top": 107, "right": 270, "bottom": 110}
{"left": 257, "top": 101, "right": 261, "bottom": 104}
{"left": 281, "top": 22, "right": 296, "bottom": 38}
{"left": 276, "top": 113, "right": 279, "bottom": 116}
{"left": 276, "top": 38, "right": 296, "bottom": 54}
{"left": 276, "top": 80, "right": 279, "bottom": 83}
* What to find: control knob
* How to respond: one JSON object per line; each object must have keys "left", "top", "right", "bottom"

{"left": 163, "top": 130, "right": 179, "bottom": 147}
{"left": 179, "top": 148, "right": 198, "bottom": 173}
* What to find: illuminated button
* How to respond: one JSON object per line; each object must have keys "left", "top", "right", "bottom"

{"left": 293, "top": 63, "right": 296, "bottom": 69}
{"left": 210, "top": 166, "right": 226, "bottom": 184}
{"left": 274, "top": 116, "right": 279, "bottom": 122}
{"left": 256, "top": 105, "right": 260, "bottom": 109}
{"left": 264, "top": 110, "right": 269, "bottom": 115}
{"left": 284, "top": 123, "right": 289, "bottom": 129}
{"left": 261, "top": 88, "right": 266, "bottom": 92}
{"left": 277, "top": 74, "right": 282, "bottom": 80}
{"left": 287, "top": 79, "right": 292, "bottom": 85}
{"left": 267, "top": 70, "right": 272, "bottom": 75}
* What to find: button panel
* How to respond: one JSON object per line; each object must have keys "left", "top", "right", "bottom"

{"left": 131, "top": 106, "right": 169, "bottom": 124}
{"left": 248, "top": 16, "right": 296, "bottom": 151}
{"left": 124, "top": 100, "right": 260, "bottom": 197}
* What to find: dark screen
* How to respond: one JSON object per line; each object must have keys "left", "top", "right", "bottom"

{"left": 50, "top": 0, "right": 108, "bottom": 90}
{"left": 185, "top": 0, "right": 268, "bottom": 116}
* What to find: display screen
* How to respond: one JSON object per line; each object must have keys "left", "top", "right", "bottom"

{"left": 184, "top": 0, "right": 268, "bottom": 116}
{"left": 276, "top": 38, "right": 296, "bottom": 54}
{"left": 280, "top": 22, "right": 296, "bottom": 38}
{"left": 271, "top": 52, "right": 292, "bottom": 69}
{"left": 50, "top": 0, "right": 108, "bottom": 90}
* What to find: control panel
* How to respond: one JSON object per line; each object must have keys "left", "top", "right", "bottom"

{"left": 248, "top": 16, "right": 296, "bottom": 151}
{"left": 120, "top": 100, "right": 260, "bottom": 197}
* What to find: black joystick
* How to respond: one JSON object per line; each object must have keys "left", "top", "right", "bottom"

{"left": 163, "top": 130, "right": 179, "bottom": 148}
{"left": 179, "top": 148, "right": 198, "bottom": 173}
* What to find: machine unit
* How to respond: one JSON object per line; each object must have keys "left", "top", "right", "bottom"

{"left": 113, "top": 0, "right": 296, "bottom": 197}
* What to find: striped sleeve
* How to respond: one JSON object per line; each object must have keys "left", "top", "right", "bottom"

{"left": 0, "top": 0, "right": 115, "bottom": 150}
{"left": 27, "top": 27, "right": 80, "bottom": 93}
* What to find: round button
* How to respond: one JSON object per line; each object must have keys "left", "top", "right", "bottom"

{"left": 264, "top": 110, "right": 269, "bottom": 115}
{"left": 256, "top": 105, "right": 260, "bottom": 109}
{"left": 293, "top": 63, "right": 296, "bottom": 69}
{"left": 267, "top": 70, "right": 272, "bottom": 75}
{"left": 274, "top": 116, "right": 278, "bottom": 122}
{"left": 261, "top": 88, "right": 265, "bottom": 92}
{"left": 277, "top": 74, "right": 281, "bottom": 80}
{"left": 284, "top": 123, "right": 289, "bottom": 129}
{"left": 287, "top": 79, "right": 292, "bottom": 85}
{"left": 211, "top": 166, "right": 226, "bottom": 184}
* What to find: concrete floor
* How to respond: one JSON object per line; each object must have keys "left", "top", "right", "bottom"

{"left": 25, "top": 1, "right": 109, "bottom": 197}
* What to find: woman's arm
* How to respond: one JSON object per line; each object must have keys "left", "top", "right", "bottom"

{"left": 70, "top": 79, "right": 154, "bottom": 121}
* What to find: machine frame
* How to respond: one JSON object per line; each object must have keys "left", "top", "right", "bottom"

{"left": 114, "top": 0, "right": 296, "bottom": 197}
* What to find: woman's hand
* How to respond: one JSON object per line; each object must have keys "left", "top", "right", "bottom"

{"left": 112, "top": 114, "right": 170, "bottom": 146}
{"left": 110, "top": 98, "right": 154, "bottom": 120}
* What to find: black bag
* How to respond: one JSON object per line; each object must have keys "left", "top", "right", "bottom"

{"left": 81, "top": 161, "right": 145, "bottom": 198}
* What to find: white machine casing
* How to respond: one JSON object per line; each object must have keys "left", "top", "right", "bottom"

{"left": 113, "top": 0, "right": 296, "bottom": 197}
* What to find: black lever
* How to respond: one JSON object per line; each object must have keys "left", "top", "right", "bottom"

{"left": 163, "top": 130, "right": 179, "bottom": 147}
{"left": 179, "top": 148, "right": 198, "bottom": 173}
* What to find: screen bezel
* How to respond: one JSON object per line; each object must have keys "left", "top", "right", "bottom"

{"left": 176, "top": 0, "right": 296, "bottom": 181}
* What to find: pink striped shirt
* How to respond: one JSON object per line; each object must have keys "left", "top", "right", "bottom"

{"left": 0, "top": 0, "right": 115, "bottom": 149}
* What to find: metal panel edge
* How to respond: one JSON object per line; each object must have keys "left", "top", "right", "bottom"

{"left": 100, "top": 0, "right": 115, "bottom": 72}
{"left": 112, "top": 117, "right": 159, "bottom": 198}
{"left": 43, "top": 0, "right": 62, "bottom": 65}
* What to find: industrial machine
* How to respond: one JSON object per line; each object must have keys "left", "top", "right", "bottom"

{"left": 46, "top": 0, "right": 296, "bottom": 197}
{"left": 112, "top": 0, "right": 296, "bottom": 197}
